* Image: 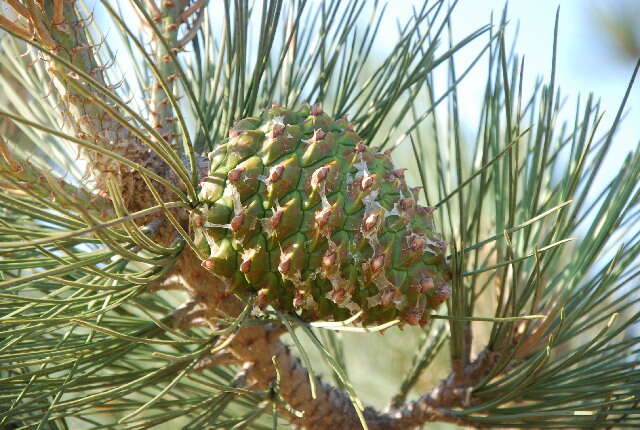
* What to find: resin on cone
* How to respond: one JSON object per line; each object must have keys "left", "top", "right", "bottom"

{"left": 192, "top": 105, "right": 451, "bottom": 325}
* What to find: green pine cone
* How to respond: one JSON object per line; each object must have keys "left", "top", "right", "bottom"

{"left": 192, "top": 105, "right": 451, "bottom": 326}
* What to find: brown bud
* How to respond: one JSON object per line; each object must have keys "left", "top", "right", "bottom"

{"left": 381, "top": 287, "right": 397, "bottom": 307}
{"left": 239, "top": 257, "right": 252, "bottom": 273}
{"left": 371, "top": 254, "right": 385, "bottom": 273}
{"left": 271, "top": 123, "right": 285, "bottom": 138}
{"left": 269, "top": 164, "right": 285, "bottom": 183}
{"left": 293, "top": 292, "right": 304, "bottom": 308}
{"left": 322, "top": 251, "right": 337, "bottom": 268}
{"left": 355, "top": 142, "right": 367, "bottom": 153}
{"left": 417, "top": 205, "right": 436, "bottom": 216}
{"left": 311, "top": 103, "right": 323, "bottom": 116}
{"left": 256, "top": 288, "right": 269, "bottom": 308}
{"left": 228, "top": 167, "right": 244, "bottom": 183}
{"left": 364, "top": 212, "right": 379, "bottom": 231}
{"left": 391, "top": 168, "right": 407, "bottom": 179}
{"left": 429, "top": 284, "right": 451, "bottom": 307}
{"left": 409, "top": 235, "right": 426, "bottom": 252}
{"left": 201, "top": 258, "right": 215, "bottom": 270}
{"left": 192, "top": 215, "right": 204, "bottom": 228}
{"left": 313, "top": 129, "right": 327, "bottom": 141}
{"left": 331, "top": 287, "right": 346, "bottom": 303}
{"left": 272, "top": 104, "right": 283, "bottom": 109}
{"left": 311, "top": 166, "right": 329, "bottom": 187}
{"left": 230, "top": 214, "right": 245, "bottom": 232}
{"left": 405, "top": 309, "right": 422, "bottom": 326}
{"left": 271, "top": 209, "right": 284, "bottom": 228}
{"left": 419, "top": 277, "right": 435, "bottom": 293}
{"left": 361, "top": 173, "right": 376, "bottom": 191}
{"left": 398, "top": 198, "right": 414, "bottom": 211}
{"left": 229, "top": 128, "right": 240, "bottom": 138}
{"left": 278, "top": 254, "right": 292, "bottom": 274}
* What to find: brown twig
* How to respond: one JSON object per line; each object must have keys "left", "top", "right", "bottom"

{"left": 176, "top": 4, "right": 205, "bottom": 48}
{"left": 0, "top": 15, "right": 32, "bottom": 40}
{"left": 175, "top": 250, "right": 492, "bottom": 430}
{"left": 52, "top": 0, "right": 64, "bottom": 25}
{"left": 5, "top": 0, "right": 30, "bottom": 18}
{"left": 223, "top": 321, "right": 491, "bottom": 430}
{"left": 178, "top": 0, "right": 206, "bottom": 23}
{"left": 24, "top": 0, "right": 57, "bottom": 49}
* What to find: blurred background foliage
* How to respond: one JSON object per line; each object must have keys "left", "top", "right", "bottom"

{"left": 591, "top": 0, "right": 640, "bottom": 63}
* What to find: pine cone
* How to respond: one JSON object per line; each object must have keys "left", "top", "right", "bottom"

{"left": 192, "top": 105, "right": 451, "bottom": 325}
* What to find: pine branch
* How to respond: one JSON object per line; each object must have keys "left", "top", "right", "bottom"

{"left": 2, "top": 0, "right": 191, "bottom": 222}
{"left": 176, "top": 248, "right": 548, "bottom": 430}
{"left": 1, "top": 1, "right": 639, "bottom": 429}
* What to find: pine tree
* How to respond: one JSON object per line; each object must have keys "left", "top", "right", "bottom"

{"left": 1, "top": 1, "right": 639, "bottom": 429}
